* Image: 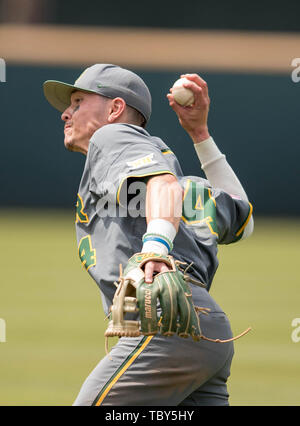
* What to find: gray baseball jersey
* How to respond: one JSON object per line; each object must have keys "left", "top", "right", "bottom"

{"left": 75, "top": 123, "right": 252, "bottom": 314}
{"left": 73, "top": 123, "right": 253, "bottom": 406}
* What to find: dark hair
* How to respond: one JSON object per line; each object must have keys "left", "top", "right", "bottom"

{"left": 127, "top": 105, "right": 147, "bottom": 128}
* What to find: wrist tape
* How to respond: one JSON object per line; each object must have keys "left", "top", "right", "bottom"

{"left": 141, "top": 219, "right": 176, "bottom": 255}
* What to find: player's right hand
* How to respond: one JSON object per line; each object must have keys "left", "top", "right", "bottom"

{"left": 167, "top": 74, "right": 211, "bottom": 143}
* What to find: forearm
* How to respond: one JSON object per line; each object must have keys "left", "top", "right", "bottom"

{"left": 194, "top": 136, "right": 250, "bottom": 201}
{"left": 142, "top": 174, "right": 183, "bottom": 254}
{"left": 145, "top": 174, "right": 182, "bottom": 230}
{"left": 194, "top": 136, "right": 254, "bottom": 238}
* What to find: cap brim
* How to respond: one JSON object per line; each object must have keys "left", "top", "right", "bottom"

{"left": 43, "top": 80, "right": 96, "bottom": 112}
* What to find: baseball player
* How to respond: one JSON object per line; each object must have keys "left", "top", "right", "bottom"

{"left": 43, "top": 64, "right": 253, "bottom": 406}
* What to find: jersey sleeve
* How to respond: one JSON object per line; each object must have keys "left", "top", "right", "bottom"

{"left": 181, "top": 178, "right": 253, "bottom": 245}
{"left": 111, "top": 143, "right": 176, "bottom": 207}
{"left": 87, "top": 124, "right": 176, "bottom": 207}
{"left": 213, "top": 189, "right": 253, "bottom": 244}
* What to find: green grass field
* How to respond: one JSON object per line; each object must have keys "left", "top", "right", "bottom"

{"left": 0, "top": 209, "right": 299, "bottom": 406}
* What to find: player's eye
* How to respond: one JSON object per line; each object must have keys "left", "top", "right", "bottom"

{"left": 71, "top": 97, "right": 83, "bottom": 112}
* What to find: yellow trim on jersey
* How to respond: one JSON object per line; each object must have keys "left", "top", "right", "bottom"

{"left": 195, "top": 193, "right": 204, "bottom": 210}
{"left": 205, "top": 216, "right": 218, "bottom": 237}
{"left": 236, "top": 202, "right": 253, "bottom": 237}
{"left": 208, "top": 188, "right": 217, "bottom": 207}
{"left": 161, "top": 149, "right": 174, "bottom": 155}
{"left": 116, "top": 170, "right": 176, "bottom": 206}
{"left": 95, "top": 335, "right": 154, "bottom": 406}
{"left": 182, "top": 178, "right": 191, "bottom": 202}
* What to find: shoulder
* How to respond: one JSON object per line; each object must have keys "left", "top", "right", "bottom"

{"left": 89, "top": 124, "right": 168, "bottom": 164}
{"left": 90, "top": 123, "right": 154, "bottom": 150}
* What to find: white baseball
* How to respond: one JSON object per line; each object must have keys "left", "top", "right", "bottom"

{"left": 171, "top": 77, "right": 195, "bottom": 106}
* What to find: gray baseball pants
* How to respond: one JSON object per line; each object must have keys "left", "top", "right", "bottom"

{"left": 73, "top": 309, "right": 234, "bottom": 406}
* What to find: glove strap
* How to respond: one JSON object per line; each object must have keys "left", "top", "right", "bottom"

{"left": 130, "top": 252, "right": 176, "bottom": 271}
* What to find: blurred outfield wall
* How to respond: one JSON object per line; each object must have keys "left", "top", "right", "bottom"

{"left": 0, "top": 25, "right": 299, "bottom": 215}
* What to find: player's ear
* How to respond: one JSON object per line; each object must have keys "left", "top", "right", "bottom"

{"left": 107, "top": 97, "right": 126, "bottom": 123}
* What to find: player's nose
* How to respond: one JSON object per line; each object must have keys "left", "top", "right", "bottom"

{"left": 61, "top": 107, "right": 72, "bottom": 122}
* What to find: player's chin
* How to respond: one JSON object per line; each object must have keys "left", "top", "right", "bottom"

{"left": 64, "top": 136, "right": 76, "bottom": 152}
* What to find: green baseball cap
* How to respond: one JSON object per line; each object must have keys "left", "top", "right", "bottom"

{"left": 43, "top": 64, "right": 152, "bottom": 123}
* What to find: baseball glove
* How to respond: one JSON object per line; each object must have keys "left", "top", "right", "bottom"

{"left": 104, "top": 252, "right": 204, "bottom": 342}
{"left": 104, "top": 252, "right": 252, "bottom": 353}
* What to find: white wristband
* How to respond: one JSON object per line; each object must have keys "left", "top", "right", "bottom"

{"left": 141, "top": 219, "right": 177, "bottom": 254}
{"left": 141, "top": 240, "right": 169, "bottom": 255}
{"left": 146, "top": 219, "right": 177, "bottom": 240}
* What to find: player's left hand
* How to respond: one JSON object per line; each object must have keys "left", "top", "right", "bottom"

{"left": 167, "top": 74, "right": 211, "bottom": 143}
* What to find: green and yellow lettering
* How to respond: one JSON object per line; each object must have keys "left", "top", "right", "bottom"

{"left": 78, "top": 235, "right": 96, "bottom": 271}
{"left": 76, "top": 193, "right": 89, "bottom": 223}
{"left": 182, "top": 179, "right": 218, "bottom": 237}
